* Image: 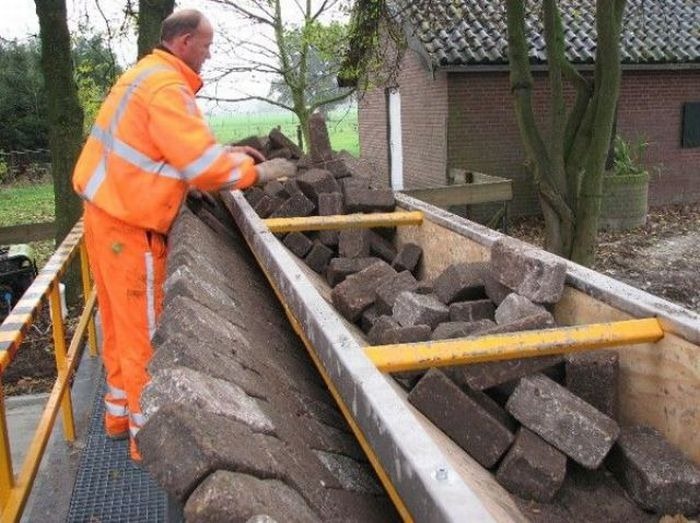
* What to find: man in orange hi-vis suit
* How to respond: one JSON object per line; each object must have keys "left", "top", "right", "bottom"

{"left": 73, "top": 9, "right": 294, "bottom": 461}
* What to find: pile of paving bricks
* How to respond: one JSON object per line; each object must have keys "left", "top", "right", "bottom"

{"left": 239, "top": 117, "right": 700, "bottom": 517}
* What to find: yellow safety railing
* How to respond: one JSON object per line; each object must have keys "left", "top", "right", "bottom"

{"left": 0, "top": 219, "right": 97, "bottom": 523}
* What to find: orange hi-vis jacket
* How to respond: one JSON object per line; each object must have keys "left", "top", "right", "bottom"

{"left": 73, "top": 48, "right": 257, "bottom": 234}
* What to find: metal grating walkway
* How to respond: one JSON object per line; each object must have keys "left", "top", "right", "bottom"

{"left": 66, "top": 378, "right": 168, "bottom": 522}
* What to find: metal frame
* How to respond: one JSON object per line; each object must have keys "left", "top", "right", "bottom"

{"left": 223, "top": 190, "right": 497, "bottom": 523}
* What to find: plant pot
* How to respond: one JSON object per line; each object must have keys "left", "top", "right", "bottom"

{"left": 598, "top": 170, "right": 649, "bottom": 231}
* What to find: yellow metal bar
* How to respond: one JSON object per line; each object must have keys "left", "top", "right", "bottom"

{"left": 79, "top": 241, "right": 98, "bottom": 357}
{"left": 263, "top": 211, "right": 423, "bottom": 233}
{"left": 365, "top": 318, "right": 664, "bottom": 373}
{"left": 0, "top": 382, "right": 13, "bottom": 509}
{"left": 48, "top": 285, "right": 75, "bottom": 442}
{"left": 241, "top": 236, "right": 413, "bottom": 522}
{"left": 1, "top": 290, "right": 96, "bottom": 523}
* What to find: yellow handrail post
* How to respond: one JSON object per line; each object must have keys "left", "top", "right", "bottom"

{"left": 79, "top": 241, "right": 98, "bottom": 357}
{"left": 0, "top": 381, "right": 14, "bottom": 509}
{"left": 48, "top": 285, "right": 75, "bottom": 442}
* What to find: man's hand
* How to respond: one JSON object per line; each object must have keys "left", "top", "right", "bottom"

{"left": 255, "top": 159, "right": 297, "bottom": 184}
{"left": 225, "top": 145, "right": 266, "bottom": 164}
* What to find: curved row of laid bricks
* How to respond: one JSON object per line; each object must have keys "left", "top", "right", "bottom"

{"left": 137, "top": 203, "right": 398, "bottom": 522}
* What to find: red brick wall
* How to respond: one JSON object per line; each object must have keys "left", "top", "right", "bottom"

{"left": 358, "top": 51, "right": 448, "bottom": 188}
{"left": 360, "top": 47, "right": 700, "bottom": 215}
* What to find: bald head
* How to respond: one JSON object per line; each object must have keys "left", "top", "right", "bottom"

{"left": 160, "top": 9, "right": 213, "bottom": 73}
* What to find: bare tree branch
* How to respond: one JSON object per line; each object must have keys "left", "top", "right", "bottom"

{"left": 198, "top": 94, "right": 294, "bottom": 112}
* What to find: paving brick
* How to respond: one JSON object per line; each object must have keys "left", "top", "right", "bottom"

{"left": 484, "top": 272, "right": 511, "bottom": 305}
{"left": 431, "top": 320, "right": 494, "bottom": 340}
{"left": 606, "top": 425, "right": 700, "bottom": 515}
{"left": 496, "top": 427, "right": 567, "bottom": 502}
{"left": 449, "top": 299, "right": 495, "bottom": 322}
{"left": 495, "top": 293, "right": 553, "bottom": 325}
{"left": 269, "top": 127, "right": 304, "bottom": 158}
{"left": 268, "top": 147, "right": 293, "bottom": 160}
{"left": 284, "top": 178, "right": 303, "bottom": 196}
{"left": 304, "top": 241, "right": 335, "bottom": 274}
{"left": 325, "top": 257, "right": 380, "bottom": 287}
{"left": 344, "top": 187, "right": 396, "bottom": 213}
{"left": 318, "top": 192, "right": 343, "bottom": 244}
{"left": 450, "top": 355, "right": 564, "bottom": 390}
{"left": 369, "top": 316, "right": 431, "bottom": 345}
{"left": 141, "top": 367, "right": 275, "bottom": 434}
{"left": 368, "top": 230, "right": 397, "bottom": 263}
{"left": 139, "top": 405, "right": 286, "bottom": 501}
{"left": 490, "top": 239, "right": 567, "bottom": 304}
{"left": 296, "top": 169, "right": 341, "bottom": 205}
{"left": 408, "top": 369, "right": 515, "bottom": 468}
{"left": 331, "top": 261, "right": 396, "bottom": 321}
{"left": 245, "top": 186, "right": 266, "bottom": 207}
{"left": 263, "top": 179, "right": 289, "bottom": 200}
{"left": 433, "top": 262, "right": 488, "bottom": 304}
{"left": 414, "top": 280, "right": 434, "bottom": 294}
{"left": 360, "top": 304, "right": 381, "bottom": 333}
{"left": 375, "top": 270, "right": 418, "bottom": 314}
{"left": 392, "top": 243, "right": 423, "bottom": 274}
{"left": 340, "top": 176, "right": 370, "bottom": 194}
{"left": 283, "top": 232, "right": 314, "bottom": 258}
{"left": 232, "top": 134, "right": 270, "bottom": 155}
{"left": 313, "top": 450, "right": 383, "bottom": 495}
{"left": 565, "top": 350, "right": 619, "bottom": 418}
{"left": 185, "top": 471, "right": 320, "bottom": 522}
{"left": 309, "top": 112, "right": 334, "bottom": 163}
{"left": 270, "top": 192, "right": 316, "bottom": 218}
{"left": 506, "top": 374, "right": 620, "bottom": 469}
{"left": 339, "top": 229, "right": 371, "bottom": 258}
{"left": 480, "top": 311, "right": 556, "bottom": 334}
{"left": 252, "top": 194, "right": 275, "bottom": 218}
{"left": 317, "top": 157, "right": 353, "bottom": 179}
{"left": 393, "top": 291, "right": 449, "bottom": 329}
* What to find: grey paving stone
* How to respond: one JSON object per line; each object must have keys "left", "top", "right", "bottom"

{"left": 344, "top": 187, "right": 395, "bottom": 213}
{"left": 331, "top": 261, "right": 396, "bottom": 321}
{"left": 269, "top": 192, "right": 316, "bottom": 218}
{"left": 484, "top": 272, "right": 511, "bottom": 305}
{"left": 495, "top": 293, "right": 552, "bottom": 325}
{"left": 414, "top": 280, "right": 434, "bottom": 295}
{"left": 566, "top": 350, "right": 619, "bottom": 419}
{"left": 141, "top": 367, "right": 275, "bottom": 435}
{"left": 480, "top": 311, "right": 556, "bottom": 335}
{"left": 391, "top": 243, "right": 423, "bottom": 274}
{"left": 408, "top": 369, "right": 514, "bottom": 468}
{"left": 263, "top": 179, "right": 289, "bottom": 200}
{"left": 496, "top": 427, "right": 567, "bottom": 502}
{"left": 304, "top": 241, "right": 335, "bottom": 274}
{"left": 393, "top": 291, "right": 449, "bottom": 329}
{"left": 449, "top": 299, "right": 495, "bottom": 323}
{"left": 431, "top": 320, "right": 494, "bottom": 340}
{"left": 371, "top": 323, "right": 431, "bottom": 345}
{"left": 244, "top": 186, "right": 266, "bottom": 207}
{"left": 269, "top": 127, "right": 304, "bottom": 158}
{"left": 368, "top": 230, "right": 397, "bottom": 263}
{"left": 338, "top": 229, "right": 371, "bottom": 258}
{"left": 367, "top": 316, "right": 399, "bottom": 345}
{"left": 185, "top": 471, "right": 320, "bottom": 522}
{"left": 506, "top": 374, "right": 620, "bottom": 469}
{"left": 375, "top": 271, "right": 418, "bottom": 315}
{"left": 449, "top": 354, "right": 563, "bottom": 390}
{"left": 360, "top": 304, "right": 381, "bottom": 333}
{"left": 284, "top": 178, "right": 302, "bottom": 196}
{"left": 283, "top": 232, "right": 314, "bottom": 258}
{"left": 433, "top": 262, "right": 488, "bottom": 304}
{"left": 233, "top": 134, "right": 270, "bottom": 155}
{"left": 253, "top": 194, "right": 284, "bottom": 218}
{"left": 296, "top": 169, "right": 340, "bottom": 205}
{"left": 326, "top": 257, "right": 380, "bottom": 287}
{"left": 313, "top": 450, "right": 383, "bottom": 495}
{"left": 318, "top": 192, "right": 344, "bottom": 246}
{"left": 606, "top": 425, "right": 700, "bottom": 515}
{"left": 139, "top": 405, "right": 287, "bottom": 501}
{"left": 490, "top": 239, "right": 567, "bottom": 304}
{"left": 309, "top": 112, "right": 333, "bottom": 163}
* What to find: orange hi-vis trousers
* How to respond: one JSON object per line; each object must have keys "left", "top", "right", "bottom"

{"left": 83, "top": 202, "right": 167, "bottom": 459}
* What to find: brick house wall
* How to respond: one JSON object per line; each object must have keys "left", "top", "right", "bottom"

{"left": 359, "top": 47, "right": 700, "bottom": 215}
{"left": 358, "top": 50, "right": 449, "bottom": 188}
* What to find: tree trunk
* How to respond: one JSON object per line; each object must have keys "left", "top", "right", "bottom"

{"left": 137, "top": 0, "right": 175, "bottom": 59}
{"left": 34, "top": 0, "right": 84, "bottom": 304}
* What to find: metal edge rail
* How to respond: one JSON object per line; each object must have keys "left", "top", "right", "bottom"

{"left": 395, "top": 193, "right": 700, "bottom": 345}
{"left": 222, "top": 190, "right": 497, "bottom": 523}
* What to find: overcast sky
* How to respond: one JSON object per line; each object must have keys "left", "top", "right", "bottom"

{"left": 1, "top": 1, "right": 349, "bottom": 116}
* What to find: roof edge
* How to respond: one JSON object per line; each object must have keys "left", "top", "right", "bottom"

{"left": 437, "top": 62, "right": 700, "bottom": 73}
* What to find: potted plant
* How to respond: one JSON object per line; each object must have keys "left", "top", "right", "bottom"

{"left": 598, "top": 135, "right": 650, "bottom": 231}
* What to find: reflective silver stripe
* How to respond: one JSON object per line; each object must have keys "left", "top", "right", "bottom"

{"left": 107, "top": 384, "right": 127, "bottom": 399}
{"left": 131, "top": 412, "right": 146, "bottom": 427}
{"left": 105, "top": 400, "right": 128, "bottom": 417}
{"left": 181, "top": 143, "right": 224, "bottom": 181}
{"left": 224, "top": 167, "right": 243, "bottom": 187}
{"left": 81, "top": 65, "right": 171, "bottom": 200}
{"left": 91, "top": 126, "right": 181, "bottom": 180}
{"left": 129, "top": 426, "right": 140, "bottom": 437}
{"left": 145, "top": 252, "right": 156, "bottom": 340}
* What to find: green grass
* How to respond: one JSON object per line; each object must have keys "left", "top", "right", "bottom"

{"left": 0, "top": 182, "right": 54, "bottom": 226}
{"left": 208, "top": 109, "right": 359, "bottom": 156}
